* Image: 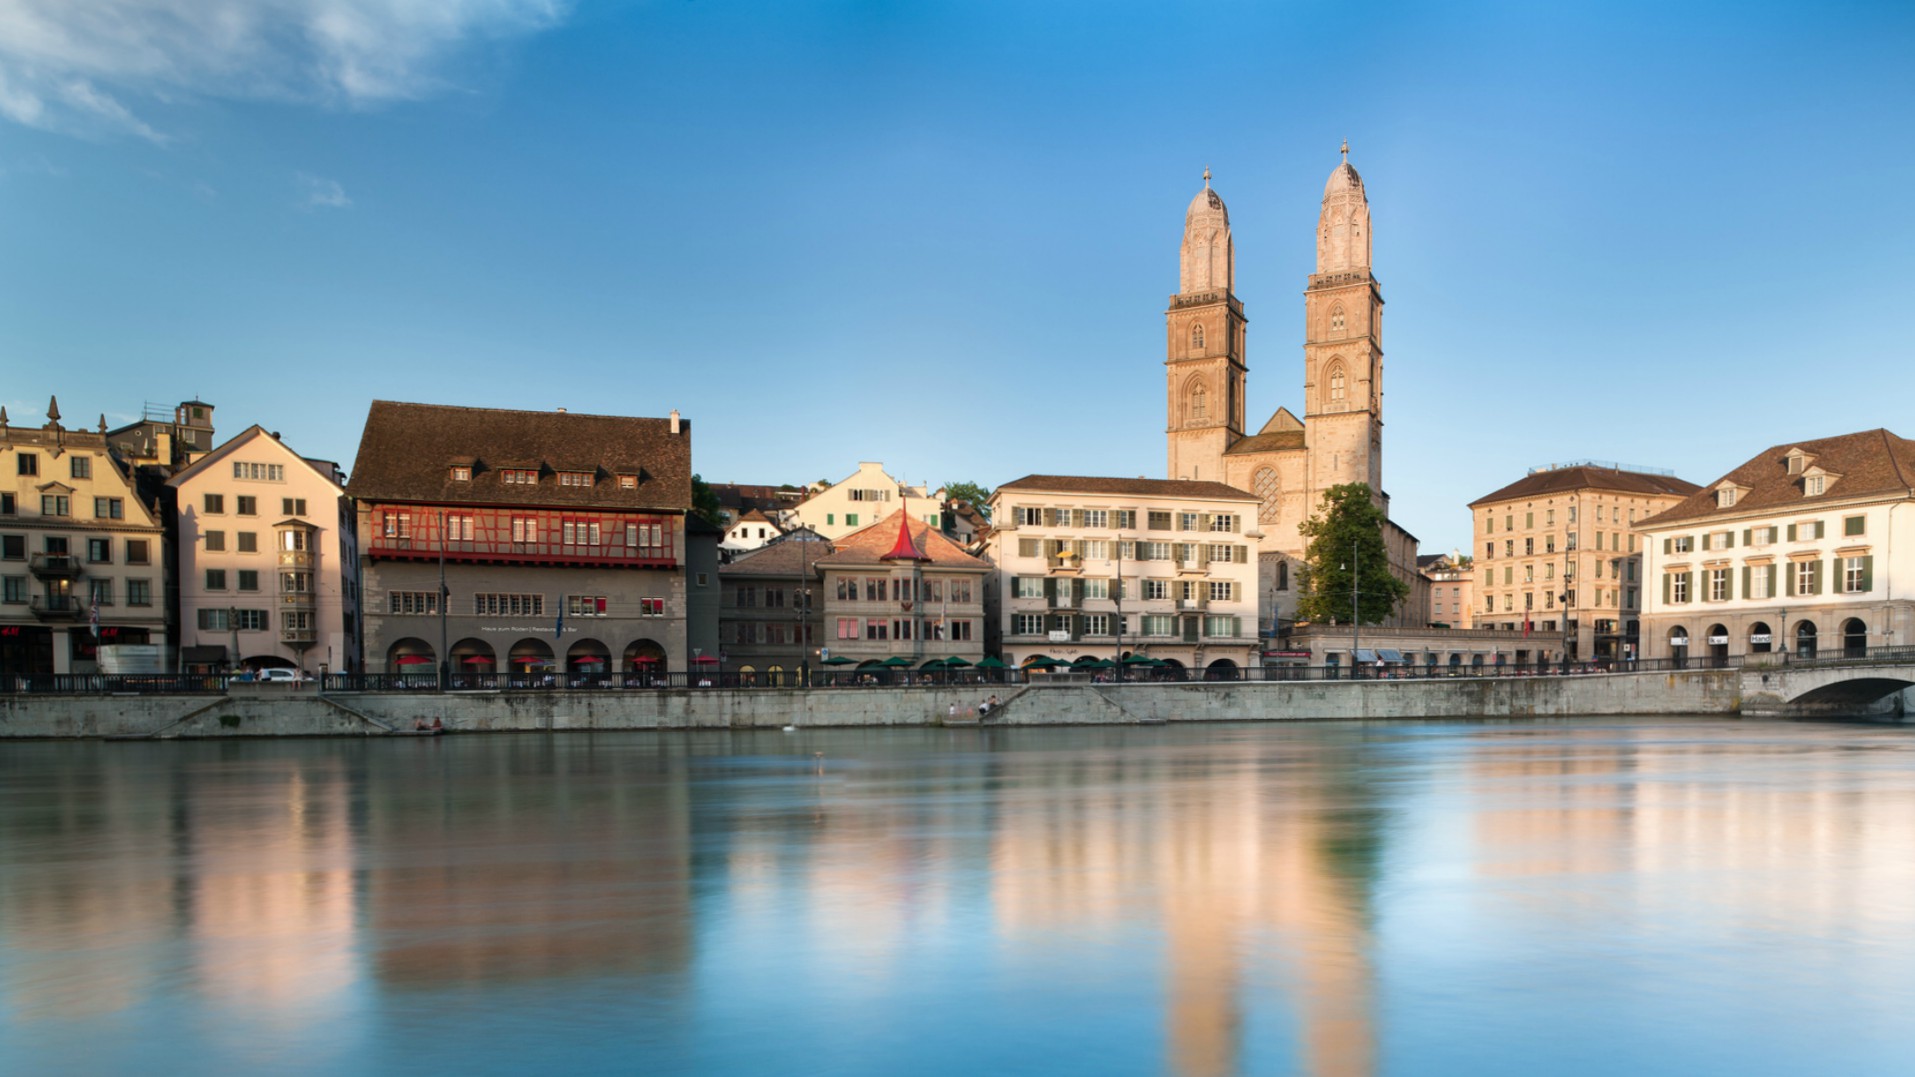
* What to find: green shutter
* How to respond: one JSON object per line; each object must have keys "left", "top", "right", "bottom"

{"left": 1766, "top": 565, "right": 1777, "bottom": 597}
{"left": 1810, "top": 561, "right": 1822, "bottom": 595}
{"left": 1742, "top": 529, "right": 1751, "bottom": 546}
{"left": 1861, "top": 555, "right": 1874, "bottom": 593}
{"left": 1663, "top": 537, "right": 1672, "bottom": 555}
{"left": 1785, "top": 563, "right": 1795, "bottom": 596}
{"left": 1701, "top": 533, "right": 1711, "bottom": 552}
{"left": 1663, "top": 574, "right": 1671, "bottom": 605}
{"left": 1686, "top": 571, "right": 1695, "bottom": 604}
{"left": 1816, "top": 521, "right": 1826, "bottom": 539}
{"left": 1831, "top": 557, "right": 1844, "bottom": 595}
{"left": 1786, "top": 524, "right": 1797, "bottom": 542}
{"left": 1725, "top": 531, "right": 1735, "bottom": 549}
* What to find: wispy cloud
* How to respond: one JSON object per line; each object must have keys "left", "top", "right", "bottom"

{"left": 297, "top": 171, "right": 351, "bottom": 211}
{"left": 0, "top": 0, "right": 569, "bottom": 142}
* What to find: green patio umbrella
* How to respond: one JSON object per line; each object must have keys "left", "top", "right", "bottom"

{"left": 1122, "top": 654, "right": 1160, "bottom": 665}
{"left": 881, "top": 656, "right": 914, "bottom": 668}
{"left": 821, "top": 656, "right": 856, "bottom": 666}
{"left": 975, "top": 655, "right": 1007, "bottom": 669}
{"left": 1071, "top": 655, "right": 1102, "bottom": 666}
{"left": 1023, "top": 655, "right": 1060, "bottom": 669}
{"left": 1078, "top": 658, "right": 1114, "bottom": 669}
{"left": 940, "top": 656, "right": 973, "bottom": 667}
{"left": 919, "top": 658, "right": 948, "bottom": 670}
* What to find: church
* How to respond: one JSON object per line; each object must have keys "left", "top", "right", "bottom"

{"left": 1163, "top": 149, "right": 1427, "bottom": 628}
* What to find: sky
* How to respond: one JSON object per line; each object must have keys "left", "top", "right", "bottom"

{"left": 2, "top": 0, "right": 1912, "bottom": 552}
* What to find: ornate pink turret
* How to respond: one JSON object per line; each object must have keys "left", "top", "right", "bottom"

{"left": 879, "top": 512, "right": 926, "bottom": 562}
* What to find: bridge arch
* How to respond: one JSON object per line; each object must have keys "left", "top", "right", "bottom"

{"left": 1787, "top": 676, "right": 1915, "bottom": 710}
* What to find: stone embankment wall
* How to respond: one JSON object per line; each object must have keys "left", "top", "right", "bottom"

{"left": 0, "top": 671, "right": 1746, "bottom": 739}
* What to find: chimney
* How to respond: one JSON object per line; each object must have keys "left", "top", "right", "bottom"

{"left": 669, "top": 409, "right": 681, "bottom": 435}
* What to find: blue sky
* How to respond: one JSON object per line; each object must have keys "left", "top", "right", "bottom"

{"left": 2, "top": 0, "right": 1911, "bottom": 551}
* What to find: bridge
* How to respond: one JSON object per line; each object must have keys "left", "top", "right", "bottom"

{"left": 1739, "top": 652, "right": 1915, "bottom": 718}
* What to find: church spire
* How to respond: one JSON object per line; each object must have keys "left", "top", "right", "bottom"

{"left": 1317, "top": 148, "right": 1371, "bottom": 275}
{"left": 1180, "top": 172, "right": 1233, "bottom": 295}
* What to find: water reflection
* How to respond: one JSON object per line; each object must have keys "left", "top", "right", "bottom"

{"left": 3, "top": 721, "right": 1915, "bottom": 1074}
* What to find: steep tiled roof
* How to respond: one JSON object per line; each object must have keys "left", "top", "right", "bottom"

{"left": 817, "top": 511, "right": 991, "bottom": 570}
{"left": 1640, "top": 428, "right": 1915, "bottom": 527}
{"left": 996, "top": 475, "right": 1257, "bottom": 502}
{"left": 1225, "top": 429, "right": 1306, "bottom": 455}
{"left": 720, "top": 534, "right": 831, "bottom": 577}
{"left": 1468, "top": 465, "right": 1700, "bottom": 508}
{"left": 347, "top": 401, "right": 692, "bottom": 509}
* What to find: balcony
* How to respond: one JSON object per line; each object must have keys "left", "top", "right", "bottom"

{"left": 29, "top": 595, "right": 82, "bottom": 621}
{"left": 278, "top": 549, "right": 314, "bottom": 569}
{"left": 280, "top": 623, "right": 317, "bottom": 645}
{"left": 29, "top": 553, "right": 81, "bottom": 580}
{"left": 1174, "top": 558, "right": 1208, "bottom": 575}
{"left": 1177, "top": 597, "right": 1207, "bottom": 611}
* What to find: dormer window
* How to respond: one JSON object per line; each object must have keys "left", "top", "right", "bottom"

{"left": 502, "top": 469, "right": 538, "bottom": 485}
{"left": 450, "top": 466, "right": 472, "bottom": 482}
{"left": 1786, "top": 450, "right": 1810, "bottom": 476}
{"left": 558, "top": 471, "right": 593, "bottom": 487}
{"left": 618, "top": 475, "right": 637, "bottom": 490}
{"left": 1806, "top": 474, "right": 1825, "bottom": 496}
{"left": 1716, "top": 486, "right": 1737, "bottom": 508}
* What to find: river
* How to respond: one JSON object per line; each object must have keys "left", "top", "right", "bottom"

{"left": 3, "top": 718, "right": 1913, "bottom": 1075}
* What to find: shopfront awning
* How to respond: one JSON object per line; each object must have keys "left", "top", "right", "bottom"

{"left": 1378, "top": 649, "right": 1405, "bottom": 663}
{"left": 1354, "top": 649, "right": 1377, "bottom": 663}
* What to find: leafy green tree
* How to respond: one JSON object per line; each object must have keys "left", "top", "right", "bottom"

{"left": 690, "top": 473, "right": 725, "bottom": 527}
{"left": 942, "top": 480, "right": 993, "bottom": 519}
{"left": 1296, "top": 483, "right": 1410, "bottom": 624}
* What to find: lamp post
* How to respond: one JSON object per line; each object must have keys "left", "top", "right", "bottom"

{"left": 795, "top": 526, "right": 814, "bottom": 688}
{"left": 1113, "top": 531, "right": 1124, "bottom": 683}
{"left": 437, "top": 509, "right": 449, "bottom": 692}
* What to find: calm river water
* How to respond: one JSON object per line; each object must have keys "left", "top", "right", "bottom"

{"left": 5, "top": 718, "right": 1915, "bottom": 1075}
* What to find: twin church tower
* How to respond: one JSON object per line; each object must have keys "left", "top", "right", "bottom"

{"left": 1164, "top": 149, "right": 1419, "bottom": 623}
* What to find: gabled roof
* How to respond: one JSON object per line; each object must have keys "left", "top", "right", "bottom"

{"left": 167, "top": 424, "right": 345, "bottom": 491}
{"left": 818, "top": 511, "right": 991, "bottom": 570}
{"left": 1225, "top": 429, "right": 1306, "bottom": 455}
{"left": 1468, "top": 465, "right": 1700, "bottom": 508}
{"left": 346, "top": 401, "right": 692, "bottom": 510}
{"left": 994, "top": 474, "right": 1257, "bottom": 502}
{"left": 1640, "top": 428, "right": 1915, "bottom": 527}
{"left": 721, "top": 532, "right": 831, "bottom": 577}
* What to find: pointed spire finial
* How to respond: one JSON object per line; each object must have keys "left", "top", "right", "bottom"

{"left": 46, "top": 395, "right": 60, "bottom": 423}
{"left": 1202, "top": 166, "right": 1210, "bottom": 189}
{"left": 1341, "top": 139, "right": 1349, "bottom": 163}
{"left": 98, "top": 413, "right": 108, "bottom": 434}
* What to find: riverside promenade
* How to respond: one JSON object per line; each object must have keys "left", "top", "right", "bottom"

{"left": 0, "top": 668, "right": 1773, "bottom": 738}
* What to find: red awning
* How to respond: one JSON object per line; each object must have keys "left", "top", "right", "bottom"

{"left": 512, "top": 656, "right": 553, "bottom": 666}
{"left": 393, "top": 655, "right": 435, "bottom": 666}
{"left": 692, "top": 655, "right": 719, "bottom": 664}
{"left": 629, "top": 656, "right": 660, "bottom": 665}
{"left": 461, "top": 656, "right": 495, "bottom": 666}
{"left": 572, "top": 656, "right": 606, "bottom": 665}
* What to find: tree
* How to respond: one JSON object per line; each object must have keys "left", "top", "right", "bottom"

{"left": 942, "top": 480, "right": 993, "bottom": 519}
{"left": 690, "top": 473, "right": 724, "bottom": 528}
{"left": 1295, "top": 483, "right": 1410, "bottom": 624}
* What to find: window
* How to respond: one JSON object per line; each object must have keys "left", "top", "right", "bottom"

{"left": 86, "top": 538, "right": 111, "bottom": 563}
{"left": 845, "top": 514, "right": 858, "bottom": 527}
{"left": 42, "top": 495, "right": 70, "bottom": 516}
{"left": 280, "top": 572, "right": 313, "bottom": 595}
{"left": 892, "top": 620, "right": 912, "bottom": 641}
{"left": 280, "top": 529, "right": 308, "bottom": 552}
{"left": 1749, "top": 565, "right": 1774, "bottom": 600}
{"left": 232, "top": 462, "right": 285, "bottom": 482}
{"left": 16, "top": 453, "right": 38, "bottom": 476}
{"left": 1671, "top": 536, "right": 1693, "bottom": 553}
{"left": 558, "top": 471, "right": 593, "bottom": 487}
{"left": 567, "top": 595, "right": 609, "bottom": 617}
{"left": 281, "top": 498, "right": 306, "bottom": 517}
{"left": 1012, "top": 613, "right": 1044, "bottom": 635}
{"left": 450, "top": 466, "right": 472, "bottom": 482}
{"left": 1083, "top": 509, "right": 1110, "bottom": 529}
{"left": 1718, "top": 487, "right": 1737, "bottom": 508}
{"left": 388, "top": 591, "right": 440, "bottom": 615}
{"left": 502, "top": 469, "right": 538, "bottom": 485}
{"left": 235, "top": 495, "right": 256, "bottom": 516}
{"left": 383, "top": 512, "right": 411, "bottom": 539}
{"left": 1806, "top": 475, "right": 1826, "bottom": 496}
{"left": 94, "top": 497, "right": 123, "bottom": 519}
{"left": 1669, "top": 573, "right": 1688, "bottom": 603}
{"left": 1842, "top": 556, "right": 1871, "bottom": 594}
{"left": 1081, "top": 540, "right": 1110, "bottom": 560}
{"left": 1191, "top": 323, "right": 1205, "bottom": 349}
{"left": 509, "top": 516, "right": 539, "bottom": 544}
{"left": 127, "top": 579, "right": 152, "bottom": 607}
{"left": 640, "top": 598, "right": 665, "bottom": 617}
{"left": 1082, "top": 578, "right": 1110, "bottom": 601}
{"left": 126, "top": 540, "right": 149, "bottom": 564}
{"left": 1082, "top": 614, "right": 1110, "bottom": 636}
{"left": 1204, "top": 614, "right": 1238, "bottom": 638}
{"left": 1844, "top": 516, "right": 1865, "bottom": 537}
{"left": 282, "top": 611, "right": 314, "bottom": 635}
{"left": 206, "top": 569, "right": 228, "bottom": 591}
{"left": 1114, "top": 510, "right": 1137, "bottom": 529}
{"left": 1179, "top": 512, "right": 1199, "bottom": 531}
{"left": 1327, "top": 364, "right": 1346, "bottom": 403}
{"left": 88, "top": 579, "right": 112, "bottom": 606}
{"left": 618, "top": 474, "right": 637, "bottom": 489}
{"left": 1142, "top": 614, "right": 1176, "bottom": 636}
{"left": 1014, "top": 507, "right": 1041, "bottom": 527}
{"left": 1524, "top": 538, "right": 1534, "bottom": 555}
{"left": 1794, "top": 561, "right": 1817, "bottom": 595}
{"left": 864, "top": 619, "right": 889, "bottom": 640}
{"left": 1708, "top": 568, "right": 1728, "bottom": 601}
{"left": 238, "top": 570, "right": 260, "bottom": 592}
{"left": 474, "top": 593, "right": 544, "bottom": 617}
{"left": 0, "top": 493, "right": 12, "bottom": 515}
{"left": 1148, "top": 511, "right": 1173, "bottom": 531}
{"left": 1209, "top": 515, "right": 1238, "bottom": 532}
{"left": 1546, "top": 509, "right": 1555, "bottom": 526}
{"left": 950, "top": 579, "right": 974, "bottom": 603}
{"left": 1208, "top": 581, "right": 1234, "bottom": 602}
{"left": 237, "top": 532, "right": 257, "bottom": 553}
{"left": 204, "top": 531, "right": 226, "bottom": 552}
{"left": 949, "top": 620, "right": 974, "bottom": 641}
{"left": 204, "top": 493, "right": 225, "bottom": 514}
{"left": 446, "top": 514, "right": 475, "bottom": 541}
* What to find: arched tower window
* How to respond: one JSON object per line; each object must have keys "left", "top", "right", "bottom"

{"left": 1330, "top": 305, "right": 1345, "bottom": 334}
{"left": 1191, "top": 323, "right": 1205, "bottom": 350}
{"left": 1327, "top": 363, "right": 1347, "bottom": 406}
{"left": 1188, "top": 382, "right": 1208, "bottom": 424}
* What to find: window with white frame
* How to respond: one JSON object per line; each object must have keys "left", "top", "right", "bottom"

{"left": 1671, "top": 574, "right": 1689, "bottom": 603}
{"left": 1178, "top": 512, "right": 1199, "bottom": 531}
{"left": 1016, "top": 507, "right": 1042, "bottom": 526}
{"left": 1209, "top": 514, "right": 1238, "bottom": 532}
{"left": 1114, "top": 510, "right": 1137, "bottom": 529}
{"left": 1082, "top": 614, "right": 1110, "bottom": 636}
{"left": 1795, "top": 561, "right": 1816, "bottom": 594}
{"left": 1013, "top": 577, "right": 1044, "bottom": 599}
{"left": 388, "top": 591, "right": 440, "bottom": 615}
{"left": 446, "top": 514, "right": 475, "bottom": 540}
{"left": 1208, "top": 580, "right": 1233, "bottom": 602}
{"left": 1203, "top": 614, "right": 1238, "bottom": 638}
{"left": 1708, "top": 568, "right": 1728, "bottom": 601}
{"left": 567, "top": 595, "right": 609, "bottom": 616}
{"left": 1842, "top": 557, "right": 1870, "bottom": 593}
{"left": 1012, "top": 613, "right": 1044, "bottom": 635}
{"left": 232, "top": 462, "right": 285, "bottom": 482}
{"left": 1083, "top": 510, "right": 1109, "bottom": 529}
{"left": 474, "top": 593, "right": 543, "bottom": 617}
{"left": 1142, "top": 614, "right": 1176, "bottom": 636}
{"left": 1080, "top": 540, "right": 1109, "bottom": 560}
{"left": 1082, "top": 578, "right": 1109, "bottom": 601}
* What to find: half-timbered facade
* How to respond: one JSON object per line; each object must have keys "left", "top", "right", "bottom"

{"left": 348, "top": 401, "right": 714, "bottom": 675}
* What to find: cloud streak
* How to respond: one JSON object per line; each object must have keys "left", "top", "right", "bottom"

{"left": 297, "top": 172, "right": 351, "bottom": 211}
{"left": 0, "top": 0, "right": 569, "bottom": 141}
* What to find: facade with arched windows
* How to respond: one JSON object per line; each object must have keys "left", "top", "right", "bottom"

{"left": 1164, "top": 151, "right": 1424, "bottom": 630}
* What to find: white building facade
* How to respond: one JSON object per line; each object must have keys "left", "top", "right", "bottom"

{"left": 787, "top": 462, "right": 944, "bottom": 541}
{"left": 987, "top": 476, "right": 1262, "bottom": 676}
{"left": 1638, "top": 430, "right": 1915, "bottom": 666}
{"left": 169, "top": 426, "right": 360, "bottom": 675}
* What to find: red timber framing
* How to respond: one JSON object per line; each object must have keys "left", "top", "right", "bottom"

{"left": 364, "top": 504, "right": 679, "bottom": 568}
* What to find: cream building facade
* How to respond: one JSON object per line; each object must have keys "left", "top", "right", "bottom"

{"left": 1638, "top": 429, "right": 1915, "bottom": 666}
{"left": 1163, "top": 152, "right": 1423, "bottom": 629}
{"left": 0, "top": 399, "right": 169, "bottom": 675}
{"left": 168, "top": 426, "right": 360, "bottom": 676}
{"left": 787, "top": 462, "right": 944, "bottom": 541}
{"left": 987, "top": 476, "right": 1262, "bottom": 675}
{"left": 1470, "top": 464, "right": 1699, "bottom": 663}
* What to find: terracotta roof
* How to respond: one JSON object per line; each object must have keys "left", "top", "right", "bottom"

{"left": 710, "top": 482, "right": 801, "bottom": 514}
{"left": 817, "top": 511, "right": 992, "bottom": 570}
{"left": 347, "top": 400, "right": 692, "bottom": 509}
{"left": 1640, "top": 428, "right": 1915, "bottom": 527}
{"left": 1468, "top": 465, "right": 1700, "bottom": 508}
{"left": 1225, "top": 429, "right": 1306, "bottom": 455}
{"left": 720, "top": 534, "right": 830, "bottom": 577}
{"left": 995, "top": 474, "right": 1257, "bottom": 502}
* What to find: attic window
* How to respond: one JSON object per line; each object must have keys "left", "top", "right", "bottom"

{"left": 618, "top": 474, "right": 637, "bottom": 490}
{"left": 1717, "top": 487, "right": 1736, "bottom": 508}
{"left": 1805, "top": 474, "right": 1826, "bottom": 496}
{"left": 450, "top": 466, "right": 472, "bottom": 482}
{"left": 1786, "top": 451, "right": 1808, "bottom": 476}
{"left": 558, "top": 471, "right": 593, "bottom": 487}
{"left": 502, "top": 469, "right": 538, "bottom": 485}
